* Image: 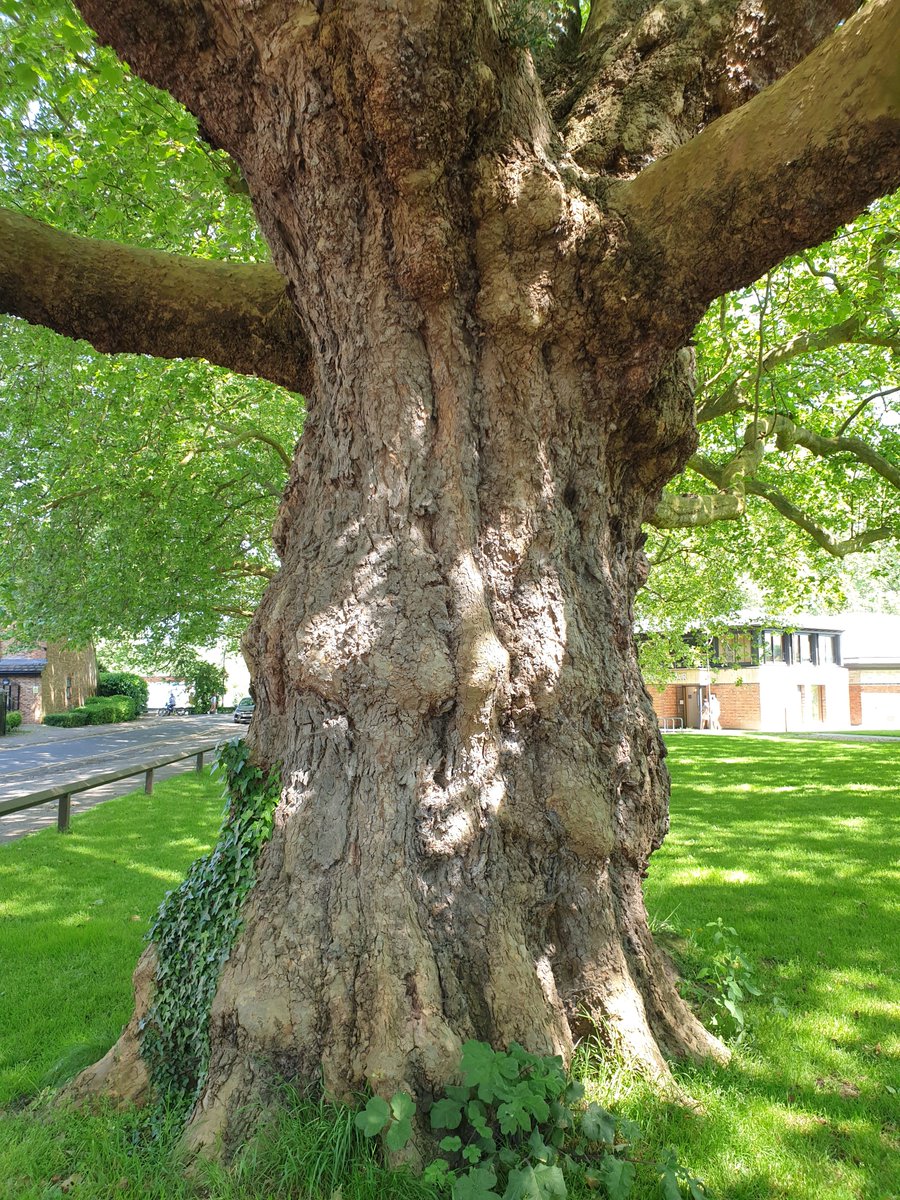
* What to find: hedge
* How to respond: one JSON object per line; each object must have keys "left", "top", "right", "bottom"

{"left": 45, "top": 695, "right": 136, "bottom": 728}
{"left": 4, "top": 711, "right": 22, "bottom": 731}
{"left": 44, "top": 711, "right": 90, "bottom": 728}
{"left": 79, "top": 695, "right": 137, "bottom": 724}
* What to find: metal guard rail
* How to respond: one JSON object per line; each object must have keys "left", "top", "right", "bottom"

{"left": 0, "top": 741, "right": 222, "bottom": 832}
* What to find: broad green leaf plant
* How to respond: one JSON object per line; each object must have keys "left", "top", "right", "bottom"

{"left": 354, "top": 1040, "right": 711, "bottom": 1200}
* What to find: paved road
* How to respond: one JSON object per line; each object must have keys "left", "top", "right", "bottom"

{"left": 0, "top": 715, "right": 246, "bottom": 844}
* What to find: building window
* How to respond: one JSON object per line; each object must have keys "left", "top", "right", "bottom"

{"left": 818, "top": 635, "right": 836, "bottom": 665}
{"left": 761, "top": 630, "right": 785, "bottom": 663}
{"left": 791, "top": 633, "right": 814, "bottom": 664}
{"left": 713, "top": 631, "right": 755, "bottom": 667}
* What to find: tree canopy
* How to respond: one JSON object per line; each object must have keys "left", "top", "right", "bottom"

{"left": 1, "top": 0, "right": 896, "bottom": 659}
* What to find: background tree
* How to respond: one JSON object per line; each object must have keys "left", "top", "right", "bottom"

{"left": 2, "top": 0, "right": 899, "bottom": 1156}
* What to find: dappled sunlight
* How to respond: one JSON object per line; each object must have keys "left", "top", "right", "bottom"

{"left": 624, "top": 734, "right": 900, "bottom": 1199}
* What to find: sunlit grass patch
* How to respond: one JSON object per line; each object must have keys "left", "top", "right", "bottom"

{"left": 0, "top": 771, "right": 224, "bottom": 1105}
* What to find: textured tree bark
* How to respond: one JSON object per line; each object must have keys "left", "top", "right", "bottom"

{"left": 53, "top": 0, "right": 898, "bottom": 1156}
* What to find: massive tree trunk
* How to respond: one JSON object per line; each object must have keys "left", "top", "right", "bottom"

{"left": 14, "top": 0, "right": 897, "bottom": 1156}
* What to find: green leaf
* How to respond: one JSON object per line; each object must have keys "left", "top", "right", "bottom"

{"left": 354, "top": 1095, "right": 391, "bottom": 1137}
{"left": 463, "top": 1144, "right": 484, "bottom": 1164}
{"left": 503, "top": 1164, "right": 541, "bottom": 1200}
{"left": 598, "top": 1156, "right": 635, "bottom": 1200}
{"left": 660, "top": 1167, "right": 682, "bottom": 1200}
{"left": 390, "top": 1092, "right": 415, "bottom": 1121}
{"left": 451, "top": 1165, "right": 501, "bottom": 1200}
{"left": 580, "top": 1102, "right": 615, "bottom": 1145}
{"left": 440, "top": 1136, "right": 463, "bottom": 1152}
{"left": 431, "top": 1098, "right": 464, "bottom": 1130}
{"left": 423, "top": 1158, "right": 452, "bottom": 1185}
{"left": 532, "top": 1163, "right": 567, "bottom": 1198}
{"left": 385, "top": 1116, "right": 412, "bottom": 1151}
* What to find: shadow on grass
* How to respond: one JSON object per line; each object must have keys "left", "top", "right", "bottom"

{"left": 634, "top": 735, "right": 900, "bottom": 1199}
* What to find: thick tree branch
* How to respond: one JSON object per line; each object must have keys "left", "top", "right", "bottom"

{"left": 649, "top": 490, "right": 745, "bottom": 529}
{"left": 685, "top": 450, "right": 897, "bottom": 555}
{"left": 771, "top": 415, "right": 900, "bottom": 492}
{"left": 611, "top": 0, "right": 900, "bottom": 339}
{"left": 0, "top": 208, "right": 312, "bottom": 393}
{"left": 746, "top": 479, "right": 895, "bottom": 556}
{"left": 556, "top": 0, "right": 858, "bottom": 174}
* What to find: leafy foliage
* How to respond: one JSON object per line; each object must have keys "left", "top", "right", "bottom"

{"left": 172, "top": 654, "right": 227, "bottom": 714}
{"left": 140, "top": 739, "right": 279, "bottom": 1103}
{"left": 641, "top": 191, "right": 900, "bottom": 675}
{"left": 2, "top": 709, "right": 22, "bottom": 732}
{"left": 43, "top": 710, "right": 89, "bottom": 727}
{"left": 0, "top": 0, "right": 303, "bottom": 656}
{"left": 668, "top": 919, "right": 788, "bottom": 1043}
{"left": 77, "top": 694, "right": 137, "bottom": 723}
{"left": 96, "top": 670, "right": 148, "bottom": 712}
{"left": 354, "top": 1041, "right": 711, "bottom": 1199}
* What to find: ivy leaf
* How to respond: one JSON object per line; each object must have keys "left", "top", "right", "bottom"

{"left": 463, "top": 1144, "right": 484, "bottom": 1164}
{"left": 354, "top": 1095, "right": 391, "bottom": 1137}
{"left": 440, "top": 1135, "right": 463, "bottom": 1153}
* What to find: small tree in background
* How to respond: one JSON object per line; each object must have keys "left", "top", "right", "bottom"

{"left": 175, "top": 656, "right": 227, "bottom": 714}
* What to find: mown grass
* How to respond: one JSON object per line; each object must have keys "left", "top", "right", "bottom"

{"left": 0, "top": 736, "right": 897, "bottom": 1199}
{"left": 0, "top": 771, "right": 224, "bottom": 1103}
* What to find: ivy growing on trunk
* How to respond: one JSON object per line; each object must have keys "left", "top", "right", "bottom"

{"left": 140, "top": 740, "right": 279, "bottom": 1104}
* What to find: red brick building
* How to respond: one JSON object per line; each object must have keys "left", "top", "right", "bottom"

{"left": 0, "top": 640, "right": 97, "bottom": 724}
{"left": 648, "top": 624, "right": 851, "bottom": 732}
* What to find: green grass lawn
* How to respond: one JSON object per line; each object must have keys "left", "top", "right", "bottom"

{"left": 0, "top": 771, "right": 225, "bottom": 1104}
{"left": 0, "top": 737, "right": 897, "bottom": 1199}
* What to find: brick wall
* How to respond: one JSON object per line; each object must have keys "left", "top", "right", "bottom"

{"left": 849, "top": 683, "right": 862, "bottom": 726}
{"left": 715, "top": 684, "right": 761, "bottom": 730}
{"left": 3, "top": 674, "right": 41, "bottom": 723}
{"left": 649, "top": 686, "right": 679, "bottom": 720}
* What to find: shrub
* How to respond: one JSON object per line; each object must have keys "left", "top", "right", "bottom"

{"left": 78, "top": 695, "right": 136, "bottom": 724}
{"left": 96, "top": 670, "right": 148, "bottom": 713}
{"left": 44, "top": 711, "right": 90, "bottom": 728}
{"left": 4, "top": 711, "right": 21, "bottom": 731}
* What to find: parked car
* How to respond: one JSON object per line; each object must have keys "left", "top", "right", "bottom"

{"left": 233, "top": 697, "right": 255, "bottom": 724}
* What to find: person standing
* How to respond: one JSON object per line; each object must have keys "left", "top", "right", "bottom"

{"left": 709, "top": 693, "right": 721, "bottom": 731}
